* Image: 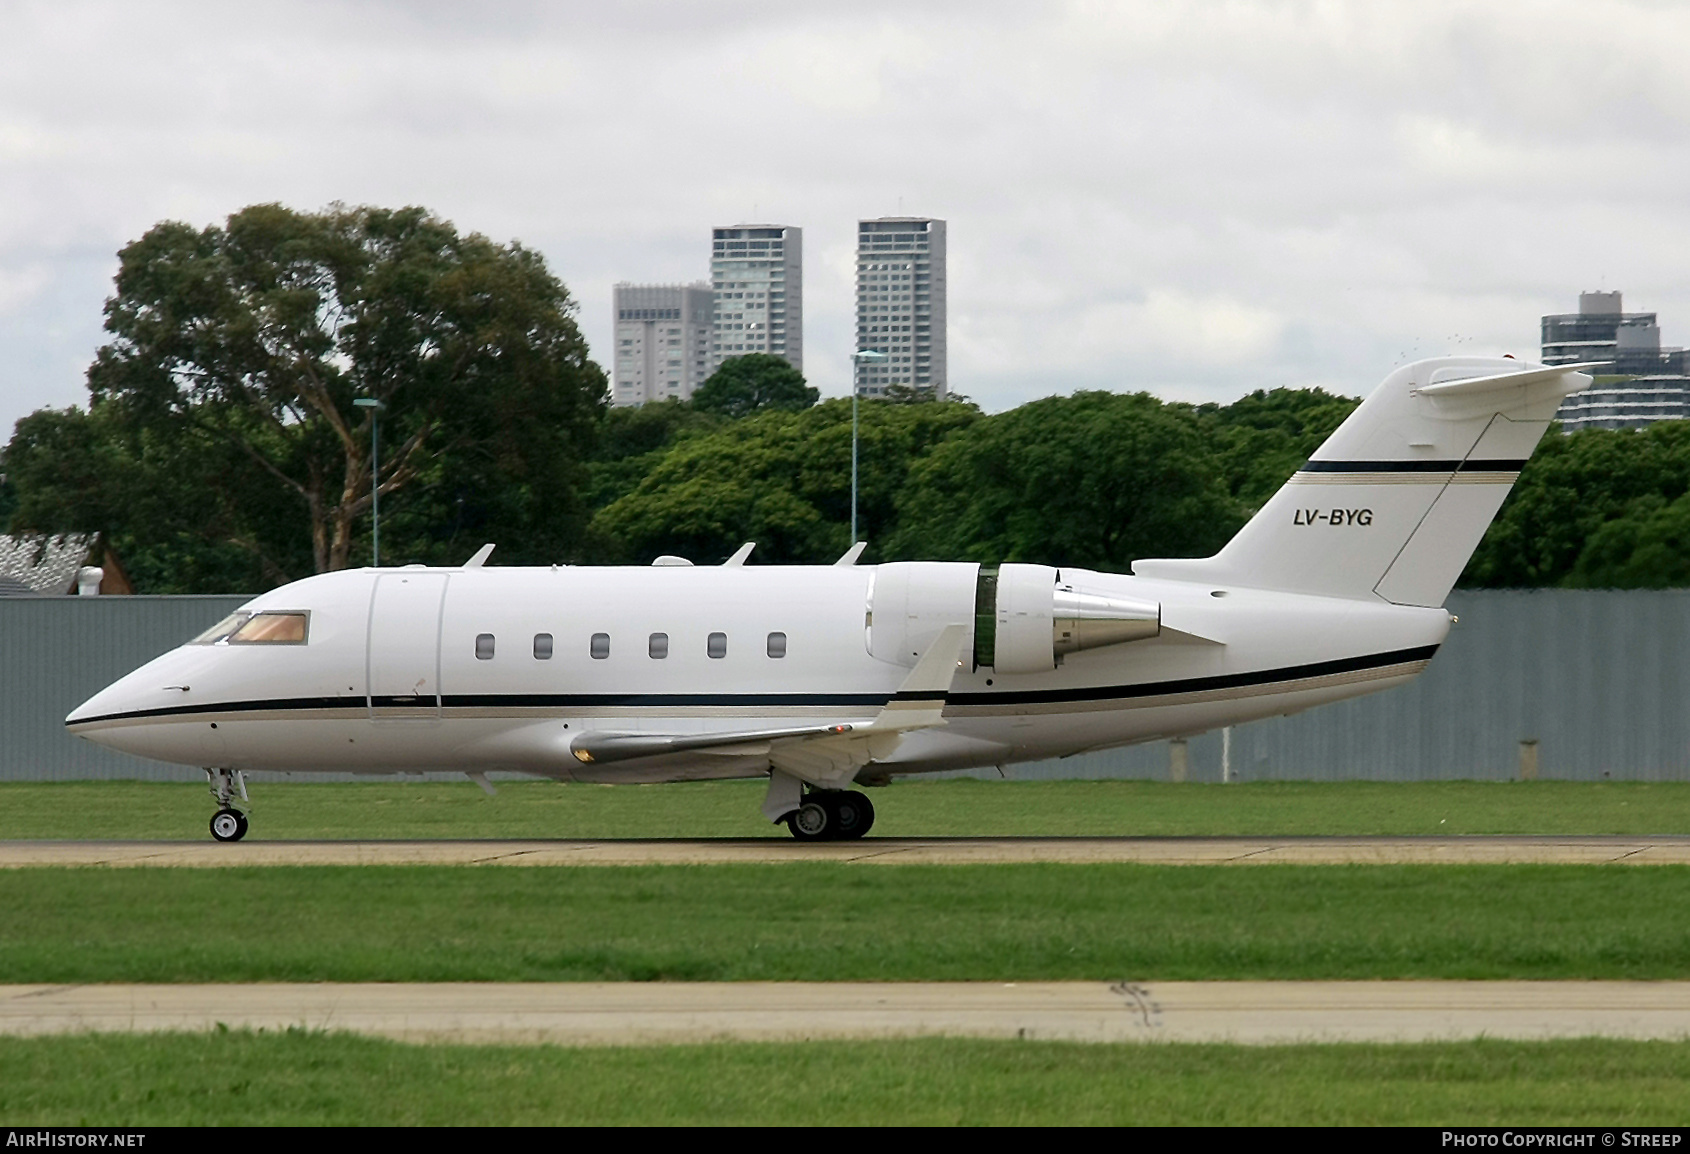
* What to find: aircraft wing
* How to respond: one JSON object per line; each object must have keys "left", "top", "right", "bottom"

{"left": 566, "top": 625, "right": 969, "bottom": 787}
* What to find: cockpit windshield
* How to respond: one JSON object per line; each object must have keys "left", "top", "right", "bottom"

{"left": 192, "top": 613, "right": 250, "bottom": 644}
{"left": 191, "top": 611, "right": 310, "bottom": 645}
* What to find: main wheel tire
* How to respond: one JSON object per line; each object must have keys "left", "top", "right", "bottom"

{"left": 210, "top": 808, "right": 246, "bottom": 843}
{"left": 834, "top": 791, "right": 875, "bottom": 839}
{"left": 830, "top": 791, "right": 875, "bottom": 839}
{"left": 786, "top": 799, "right": 832, "bottom": 841}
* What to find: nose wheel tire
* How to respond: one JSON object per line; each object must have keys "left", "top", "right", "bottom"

{"left": 210, "top": 808, "right": 248, "bottom": 843}
{"left": 784, "top": 791, "right": 875, "bottom": 841}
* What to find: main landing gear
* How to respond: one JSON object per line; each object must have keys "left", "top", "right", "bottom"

{"left": 206, "top": 768, "right": 250, "bottom": 843}
{"left": 786, "top": 789, "right": 875, "bottom": 842}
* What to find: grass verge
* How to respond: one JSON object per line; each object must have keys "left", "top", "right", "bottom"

{"left": 3, "top": 778, "right": 1690, "bottom": 840}
{"left": 3, "top": 864, "right": 1688, "bottom": 981}
{"left": 2, "top": 1031, "right": 1688, "bottom": 1126}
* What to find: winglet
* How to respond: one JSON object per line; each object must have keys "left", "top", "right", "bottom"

{"left": 834, "top": 541, "right": 868, "bottom": 567}
{"left": 872, "top": 623, "right": 966, "bottom": 731}
{"left": 464, "top": 544, "right": 495, "bottom": 568}
{"left": 723, "top": 542, "right": 755, "bottom": 566}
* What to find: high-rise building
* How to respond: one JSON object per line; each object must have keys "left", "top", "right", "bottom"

{"left": 854, "top": 217, "right": 947, "bottom": 398}
{"left": 1544, "top": 291, "right": 1690, "bottom": 431}
{"left": 710, "top": 225, "right": 802, "bottom": 373}
{"left": 611, "top": 283, "right": 715, "bottom": 407}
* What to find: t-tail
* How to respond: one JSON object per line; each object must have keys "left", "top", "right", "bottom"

{"left": 1132, "top": 356, "right": 1598, "bottom": 607}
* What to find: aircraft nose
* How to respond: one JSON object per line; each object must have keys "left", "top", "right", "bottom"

{"left": 66, "top": 652, "right": 188, "bottom": 733}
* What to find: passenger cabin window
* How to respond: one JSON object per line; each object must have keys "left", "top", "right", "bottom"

{"left": 707, "top": 631, "right": 728, "bottom": 659}
{"left": 590, "top": 633, "right": 611, "bottom": 660}
{"left": 226, "top": 612, "right": 309, "bottom": 645}
{"left": 475, "top": 633, "right": 495, "bottom": 660}
{"left": 649, "top": 632, "right": 668, "bottom": 659}
{"left": 767, "top": 632, "right": 787, "bottom": 658}
{"left": 533, "top": 633, "right": 553, "bottom": 660}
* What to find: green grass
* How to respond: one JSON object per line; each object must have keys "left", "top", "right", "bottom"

{"left": 3, "top": 863, "right": 1688, "bottom": 981}
{"left": 3, "top": 1031, "right": 1688, "bottom": 1125}
{"left": 4, "top": 778, "right": 1690, "bottom": 840}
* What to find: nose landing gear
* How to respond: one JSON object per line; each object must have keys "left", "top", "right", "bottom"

{"left": 205, "top": 768, "right": 250, "bottom": 843}
{"left": 211, "top": 808, "right": 249, "bottom": 842}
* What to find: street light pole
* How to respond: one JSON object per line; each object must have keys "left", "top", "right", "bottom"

{"left": 850, "top": 349, "right": 887, "bottom": 544}
{"left": 352, "top": 396, "right": 386, "bottom": 567}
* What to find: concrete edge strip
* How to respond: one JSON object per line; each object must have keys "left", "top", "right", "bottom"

{"left": 3, "top": 836, "right": 1690, "bottom": 868}
{"left": 4, "top": 981, "right": 1690, "bottom": 1046}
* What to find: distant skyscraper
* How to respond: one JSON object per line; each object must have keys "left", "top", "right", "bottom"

{"left": 1544, "top": 291, "right": 1690, "bottom": 431}
{"left": 611, "top": 283, "right": 714, "bottom": 407}
{"left": 854, "top": 217, "right": 947, "bottom": 398}
{"left": 710, "top": 225, "right": 802, "bottom": 374}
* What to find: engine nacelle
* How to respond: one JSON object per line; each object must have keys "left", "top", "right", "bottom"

{"left": 989, "top": 563, "right": 1161, "bottom": 673}
{"left": 867, "top": 560, "right": 1161, "bottom": 673}
{"left": 865, "top": 561, "right": 980, "bottom": 666}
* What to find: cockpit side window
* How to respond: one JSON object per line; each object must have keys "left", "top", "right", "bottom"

{"left": 191, "top": 612, "right": 251, "bottom": 644}
{"left": 226, "top": 611, "right": 310, "bottom": 645}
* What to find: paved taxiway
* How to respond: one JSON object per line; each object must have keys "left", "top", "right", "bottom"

{"left": 4, "top": 982, "right": 1689, "bottom": 1044}
{"left": 2, "top": 835, "right": 1688, "bottom": 867}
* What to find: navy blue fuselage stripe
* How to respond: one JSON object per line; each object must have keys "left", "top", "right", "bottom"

{"left": 946, "top": 645, "right": 1438, "bottom": 706}
{"left": 1300, "top": 459, "right": 1527, "bottom": 473}
{"left": 63, "top": 645, "right": 1440, "bottom": 727}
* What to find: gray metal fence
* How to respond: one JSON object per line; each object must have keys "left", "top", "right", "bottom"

{"left": 1012, "top": 589, "right": 1690, "bottom": 782}
{"left": 3, "top": 589, "right": 1687, "bottom": 782}
{"left": 1, "top": 596, "right": 247, "bottom": 781}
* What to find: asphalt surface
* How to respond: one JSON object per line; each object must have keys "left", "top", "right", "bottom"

{"left": 2, "top": 835, "right": 1689, "bottom": 866}
{"left": 4, "top": 981, "right": 1688, "bottom": 1044}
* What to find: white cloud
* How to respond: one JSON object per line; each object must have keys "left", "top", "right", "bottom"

{"left": 0, "top": 265, "right": 48, "bottom": 316}
{"left": 3, "top": 0, "right": 1690, "bottom": 433}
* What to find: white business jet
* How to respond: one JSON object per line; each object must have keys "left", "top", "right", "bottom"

{"left": 68, "top": 356, "right": 1595, "bottom": 842}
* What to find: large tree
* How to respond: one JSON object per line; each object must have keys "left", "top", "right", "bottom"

{"left": 1462, "top": 420, "right": 1690, "bottom": 588}
{"left": 68, "top": 202, "right": 605, "bottom": 576}
{"left": 690, "top": 353, "right": 818, "bottom": 419}
{"left": 884, "top": 392, "right": 1244, "bottom": 570}
{"left": 588, "top": 398, "right": 979, "bottom": 564}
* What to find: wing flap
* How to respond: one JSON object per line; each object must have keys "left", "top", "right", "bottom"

{"left": 565, "top": 625, "right": 970, "bottom": 783}
{"left": 570, "top": 724, "right": 854, "bottom": 766}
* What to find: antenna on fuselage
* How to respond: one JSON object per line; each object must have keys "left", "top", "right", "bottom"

{"left": 723, "top": 542, "right": 756, "bottom": 566}
{"left": 834, "top": 541, "right": 868, "bottom": 567}
{"left": 463, "top": 543, "right": 496, "bottom": 568}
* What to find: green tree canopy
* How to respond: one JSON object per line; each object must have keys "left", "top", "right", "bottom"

{"left": 690, "top": 354, "right": 818, "bottom": 419}
{"left": 5, "top": 203, "right": 605, "bottom": 588}
{"left": 1198, "top": 387, "right": 1360, "bottom": 511}
{"left": 884, "top": 391, "right": 1244, "bottom": 569}
{"left": 589, "top": 399, "right": 979, "bottom": 564}
{"left": 1464, "top": 421, "right": 1690, "bottom": 588}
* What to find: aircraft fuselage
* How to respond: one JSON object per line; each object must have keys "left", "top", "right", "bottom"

{"left": 67, "top": 561, "right": 1449, "bottom": 783}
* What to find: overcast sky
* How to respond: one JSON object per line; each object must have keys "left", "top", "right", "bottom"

{"left": 4, "top": 0, "right": 1690, "bottom": 436}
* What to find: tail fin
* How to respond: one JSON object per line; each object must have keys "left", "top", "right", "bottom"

{"left": 1132, "top": 357, "right": 1597, "bottom": 606}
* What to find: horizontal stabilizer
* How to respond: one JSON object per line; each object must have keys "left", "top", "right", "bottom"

{"left": 1413, "top": 362, "right": 1602, "bottom": 398}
